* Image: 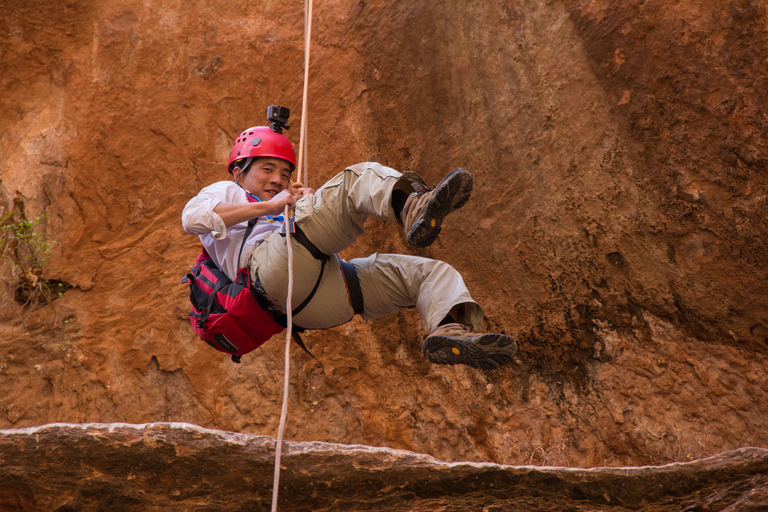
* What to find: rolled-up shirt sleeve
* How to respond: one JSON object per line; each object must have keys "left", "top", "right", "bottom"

{"left": 182, "top": 181, "right": 244, "bottom": 240}
{"left": 181, "top": 196, "right": 227, "bottom": 239}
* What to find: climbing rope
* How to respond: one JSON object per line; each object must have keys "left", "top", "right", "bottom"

{"left": 296, "top": 0, "right": 312, "bottom": 187}
{"left": 271, "top": 0, "right": 313, "bottom": 510}
{"left": 271, "top": 215, "right": 294, "bottom": 512}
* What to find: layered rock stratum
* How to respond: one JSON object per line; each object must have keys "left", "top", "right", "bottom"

{"left": 1, "top": 423, "right": 767, "bottom": 511}
{"left": 1, "top": 1, "right": 767, "bottom": 505}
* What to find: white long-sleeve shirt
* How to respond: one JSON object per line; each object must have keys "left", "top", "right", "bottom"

{"left": 181, "top": 181, "right": 284, "bottom": 281}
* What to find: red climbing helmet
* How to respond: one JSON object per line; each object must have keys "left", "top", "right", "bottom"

{"left": 227, "top": 126, "right": 297, "bottom": 174}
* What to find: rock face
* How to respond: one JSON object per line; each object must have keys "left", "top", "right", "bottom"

{"left": 0, "top": 0, "right": 767, "bottom": 470}
{"left": 1, "top": 423, "right": 767, "bottom": 511}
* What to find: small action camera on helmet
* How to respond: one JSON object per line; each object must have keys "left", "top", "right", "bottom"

{"left": 267, "top": 105, "right": 291, "bottom": 133}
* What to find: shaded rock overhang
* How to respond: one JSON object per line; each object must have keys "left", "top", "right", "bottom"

{"left": 0, "top": 423, "right": 766, "bottom": 511}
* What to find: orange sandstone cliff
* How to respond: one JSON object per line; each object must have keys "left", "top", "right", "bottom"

{"left": 1, "top": 0, "right": 767, "bottom": 473}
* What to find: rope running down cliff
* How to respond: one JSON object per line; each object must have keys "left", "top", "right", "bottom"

{"left": 272, "top": 0, "right": 313, "bottom": 510}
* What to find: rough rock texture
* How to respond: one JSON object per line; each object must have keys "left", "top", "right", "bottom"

{"left": 0, "top": 0, "right": 767, "bottom": 471}
{"left": 2, "top": 423, "right": 768, "bottom": 511}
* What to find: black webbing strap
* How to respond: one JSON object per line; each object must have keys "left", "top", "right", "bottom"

{"left": 249, "top": 292, "right": 319, "bottom": 361}
{"left": 291, "top": 259, "right": 325, "bottom": 317}
{"left": 281, "top": 224, "right": 365, "bottom": 317}
{"left": 199, "top": 289, "right": 217, "bottom": 327}
{"left": 281, "top": 224, "right": 330, "bottom": 261}
{"left": 339, "top": 260, "right": 365, "bottom": 315}
{"left": 238, "top": 217, "right": 259, "bottom": 267}
{"left": 249, "top": 258, "right": 324, "bottom": 361}
{"left": 291, "top": 331, "right": 317, "bottom": 361}
{"left": 248, "top": 291, "right": 318, "bottom": 361}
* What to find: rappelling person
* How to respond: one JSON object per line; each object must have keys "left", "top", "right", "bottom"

{"left": 181, "top": 106, "right": 517, "bottom": 370}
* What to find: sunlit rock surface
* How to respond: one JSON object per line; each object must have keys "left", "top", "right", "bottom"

{"left": 0, "top": 0, "right": 767, "bottom": 471}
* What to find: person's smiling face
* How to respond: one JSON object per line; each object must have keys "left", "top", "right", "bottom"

{"left": 236, "top": 157, "right": 293, "bottom": 200}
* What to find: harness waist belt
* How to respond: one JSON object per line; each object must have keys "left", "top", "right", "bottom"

{"left": 280, "top": 224, "right": 365, "bottom": 316}
{"left": 281, "top": 224, "right": 329, "bottom": 261}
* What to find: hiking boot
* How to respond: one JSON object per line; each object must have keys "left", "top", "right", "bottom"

{"left": 401, "top": 168, "right": 473, "bottom": 247}
{"left": 422, "top": 323, "right": 517, "bottom": 370}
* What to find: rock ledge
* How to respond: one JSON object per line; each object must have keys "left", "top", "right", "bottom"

{"left": 1, "top": 423, "right": 767, "bottom": 511}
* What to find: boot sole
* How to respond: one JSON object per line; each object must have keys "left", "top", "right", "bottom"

{"left": 406, "top": 168, "right": 473, "bottom": 248}
{"left": 423, "top": 332, "right": 517, "bottom": 370}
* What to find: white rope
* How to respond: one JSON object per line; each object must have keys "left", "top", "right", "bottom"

{"left": 271, "top": 204, "right": 294, "bottom": 512}
{"left": 295, "top": 0, "right": 313, "bottom": 187}
{"left": 271, "top": 0, "right": 313, "bottom": 510}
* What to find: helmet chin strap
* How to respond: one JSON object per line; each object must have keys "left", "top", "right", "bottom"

{"left": 234, "top": 157, "right": 255, "bottom": 185}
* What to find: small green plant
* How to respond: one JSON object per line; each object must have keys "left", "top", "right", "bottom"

{"left": 0, "top": 205, "right": 69, "bottom": 305}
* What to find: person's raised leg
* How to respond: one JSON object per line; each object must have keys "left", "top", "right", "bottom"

{"left": 294, "top": 163, "right": 474, "bottom": 255}
{"left": 400, "top": 167, "right": 473, "bottom": 248}
{"left": 421, "top": 323, "right": 517, "bottom": 371}
{"left": 294, "top": 162, "right": 403, "bottom": 256}
{"left": 352, "top": 253, "right": 516, "bottom": 370}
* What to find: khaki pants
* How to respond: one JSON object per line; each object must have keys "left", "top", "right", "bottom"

{"left": 248, "top": 162, "right": 483, "bottom": 333}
